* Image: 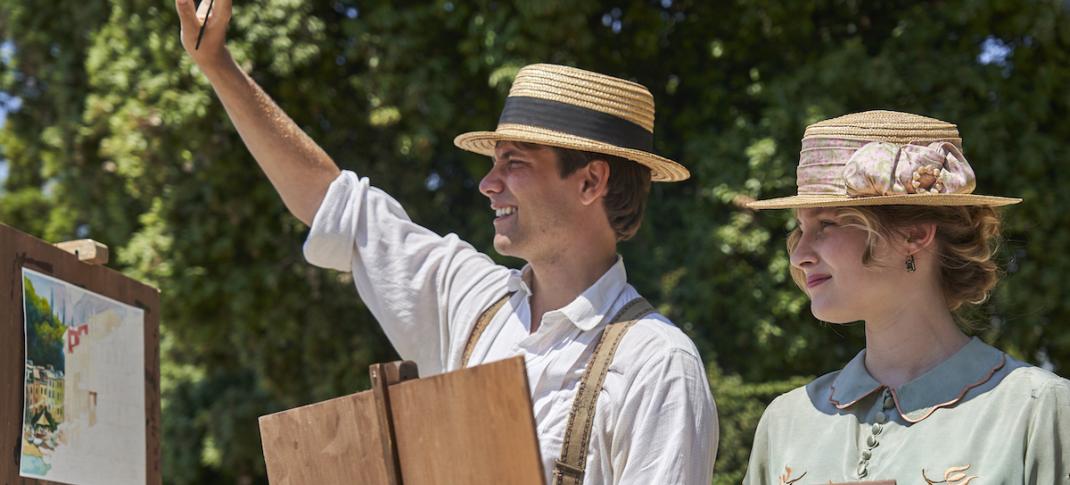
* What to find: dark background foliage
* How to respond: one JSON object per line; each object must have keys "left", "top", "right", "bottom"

{"left": 2, "top": 1, "right": 1068, "bottom": 483}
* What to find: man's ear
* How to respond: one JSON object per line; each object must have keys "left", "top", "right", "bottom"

{"left": 901, "top": 223, "right": 938, "bottom": 256}
{"left": 578, "top": 159, "right": 610, "bottom": 206}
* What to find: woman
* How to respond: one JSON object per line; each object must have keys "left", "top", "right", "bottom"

{"left": 743, "top": 111, "right": 1070, "bottom": 484}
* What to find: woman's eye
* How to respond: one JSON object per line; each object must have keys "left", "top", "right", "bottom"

{"left": 819, "top": 220, "right": 837, "bottom": 229}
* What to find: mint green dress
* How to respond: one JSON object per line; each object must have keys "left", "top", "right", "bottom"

{"left": 743, "top": 338, "right": 1070, "bottom": 484}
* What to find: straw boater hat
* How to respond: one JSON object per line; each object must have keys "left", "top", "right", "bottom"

{"left": 747, "top": 110, "right": 1021, "bottom": 209}
{"left": 454, "top": 64, "right": 689, "bottom": 182}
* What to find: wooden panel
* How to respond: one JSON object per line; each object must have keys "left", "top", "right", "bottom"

{"left": 259, "top": 391, "right": 392, "bottom": 485}
{"left": 390, "top": 356, "right": 544, "bottom": 485}
{"left": 258, "top": 357, "right": 541, "bottom": 485}
{"left": 0, "top": 223, "right": 161, "bottom": 484}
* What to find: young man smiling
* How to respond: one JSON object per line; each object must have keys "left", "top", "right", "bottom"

{"left": 177, "top": 1, "right": 717, "bottom": 483}
{"left": 478, "top": 142, "right": 654, "bottom": 331}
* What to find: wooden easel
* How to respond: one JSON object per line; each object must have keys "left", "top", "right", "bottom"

{"left": 259, "top": 356, "right": 545, "bottom": 485}
{"left": 0, "top": 225, "right": 162, "bottom": 485}
{"left": 369, "top": 360, "right": 419, "bottom": 484}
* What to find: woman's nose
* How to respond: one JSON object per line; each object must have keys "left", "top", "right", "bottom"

{"left": 790, "top": 233, "right": 818, "bottom": 269}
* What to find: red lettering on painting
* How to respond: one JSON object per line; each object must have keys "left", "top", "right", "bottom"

{"left": 66, "top": 324, "right": 89, "bottom": 353}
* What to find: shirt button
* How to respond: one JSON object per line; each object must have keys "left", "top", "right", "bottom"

{"left": 857, "top": 465, "right": 869, "bottom": 478}
{"left": 861, "top": 450, "right": 872, "bottom": 460}
{"left": 883, "top": 394, "right": 895, "bottom": 409}
{"left": 871, "top": 423, "right": 883, "bottom": 435}
{"left": 875, "top": 411, "right": 887, "bottom": 424}
{"left": 866, "top": 436, "right": 879, "bottom": 448}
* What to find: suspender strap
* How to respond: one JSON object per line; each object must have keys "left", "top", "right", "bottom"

{"left": 461, "top": 293, "right": 512, "bottom": 368}
{"left": 552, "top": 297, "right": 655, "bottom": 485}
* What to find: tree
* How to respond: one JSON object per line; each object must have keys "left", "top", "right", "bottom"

{"left": 2, "top": 1, "right": 1068, "bottom": 483}
{"left": 24, "top": 276, "right": 66, "bottom": 371}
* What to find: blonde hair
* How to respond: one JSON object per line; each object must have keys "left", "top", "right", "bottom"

{"left": 787, "top": 205, "right": 1003, "bottom": 312}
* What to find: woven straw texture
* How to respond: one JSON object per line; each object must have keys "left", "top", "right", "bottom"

{"left": 804, "top": 110, "right": 963, "bottom": 148}
{"left": 454, "top": 64, "right": 689, "bottom": 182}
{"left": 748, "top": 193, "right": 1021, "bottom": 209}
{"left": 508, "top": 64, "right": 656, "bottom": 131}
{"left": 748, "top": 110, "right": 1021, "bottom": 209}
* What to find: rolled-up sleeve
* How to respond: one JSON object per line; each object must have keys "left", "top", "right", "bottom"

{"left": 304, "top": 171, "right": 511, "bottom": 375}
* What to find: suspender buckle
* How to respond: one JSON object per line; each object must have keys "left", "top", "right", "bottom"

{"left": 553, "top": 459, "right": 585, "bottom": 479}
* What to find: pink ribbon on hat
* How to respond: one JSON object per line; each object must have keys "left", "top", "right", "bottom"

{"left": 797, "top": 138, "right": 977, "bottom": 197}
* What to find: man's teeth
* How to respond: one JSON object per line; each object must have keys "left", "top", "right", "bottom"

{"left": 495, "top": 207, "right": 517, "bottom": 217}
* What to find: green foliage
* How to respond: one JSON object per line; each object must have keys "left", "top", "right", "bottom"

{"left": 23, "top": 276, "right": 66, "bottom": 371}
{"left": 2, "top": 1, "right": 1068, "bottom": 483}
{"left": 708, "top": 369, "right": 811, "bottom": 485}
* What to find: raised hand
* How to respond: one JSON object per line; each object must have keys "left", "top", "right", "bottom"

{"left": 172, "top": 0, "right": 340, "bottom": 224}
{"left": 176, "top": 0, "right": 232, "bottom": 69}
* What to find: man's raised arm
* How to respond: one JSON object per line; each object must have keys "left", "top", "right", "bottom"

{"left": 176, "top": 0, "right": 339, "bottom": 225}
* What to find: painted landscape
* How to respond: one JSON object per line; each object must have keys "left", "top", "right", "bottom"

{"left": 20, "top": 268, "right": 146, "bottom": 485}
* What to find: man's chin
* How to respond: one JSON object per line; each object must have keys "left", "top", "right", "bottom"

{"left": 492, "top": 234, "right": 519, "bottom": 257}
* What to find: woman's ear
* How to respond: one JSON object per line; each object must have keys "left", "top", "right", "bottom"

{"left": 901, "top": 222, "right": 938, "bottom": 256}
{"left": 578, "top": 159, "right": 611, "bottom": 206}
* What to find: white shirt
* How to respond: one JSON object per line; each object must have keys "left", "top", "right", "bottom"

{"left": 303, "top": 170, "right": 718, "bottom": 484}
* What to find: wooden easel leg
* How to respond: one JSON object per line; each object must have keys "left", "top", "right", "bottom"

{"left": 370, "top": 361, "right": 418, "bottom": 485}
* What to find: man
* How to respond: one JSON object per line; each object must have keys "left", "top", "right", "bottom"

{"left": 176, "top": 1, "right": 717, "bottom": 483}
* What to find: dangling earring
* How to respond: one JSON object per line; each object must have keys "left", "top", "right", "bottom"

{"left": 905, "top": 254, "right": 917, "bottom": 273}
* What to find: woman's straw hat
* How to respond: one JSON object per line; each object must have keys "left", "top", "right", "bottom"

{"left": 748, "top": 110, "right": 1021, "bottom": 209}
{"left": 454, "top": 64, "right": 689, "bottom": 182}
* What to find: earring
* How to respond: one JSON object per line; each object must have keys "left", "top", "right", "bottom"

{"left": 905, "top": 255, "right": 917, "bottom": 273}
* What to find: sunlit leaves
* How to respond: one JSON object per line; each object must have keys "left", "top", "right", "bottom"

{"left": 1, "top": 1, "right": 1067, "bottom": 483}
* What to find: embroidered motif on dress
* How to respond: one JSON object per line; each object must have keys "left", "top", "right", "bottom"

{"left": 923, "top": 464, "right": 978, "bottom": 484}
{"left": 778, "top": 465, "right": 806, "bottom": 485}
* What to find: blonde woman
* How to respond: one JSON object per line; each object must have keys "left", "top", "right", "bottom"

{"left": 743, "top": 111, "right": 1070, "bottom": 484}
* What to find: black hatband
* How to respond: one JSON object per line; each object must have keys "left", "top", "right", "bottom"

{"left": 497, "top": 96, "right": 653, "bottom": 152}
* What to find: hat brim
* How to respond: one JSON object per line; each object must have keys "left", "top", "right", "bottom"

{"left": 454, "top": 124, "right": 690, "bottom": 182}
{"left": 747, "top": 193, "right": 1022, "bottom": 210}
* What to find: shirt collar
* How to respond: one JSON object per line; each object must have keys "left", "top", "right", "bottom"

{"left": 829, "top": 337, "right": 1007, "bottom": 423}
{"left": 506, "top": 256, "right": 629, "bottom": 332}
{"left": 507, "top": 266, "right": 535, "bottom": 295}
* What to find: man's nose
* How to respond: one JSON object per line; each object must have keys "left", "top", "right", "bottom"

{"left": 479, "top": 165, "right": 503, "bottom": 197}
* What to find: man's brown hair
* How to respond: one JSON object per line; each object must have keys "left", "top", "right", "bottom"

{"left": 553, "top": 147, "right": 652, "bottom": 241}
{"left": 507, "top": 142, "right": 653, "bottom": 240}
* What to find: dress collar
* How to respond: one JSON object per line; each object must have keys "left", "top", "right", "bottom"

{"left": 506, "top": 256, "right": 629, "bottom": 332}
{"left": 828, "top": 337, "right": 1007, "bottom": 423}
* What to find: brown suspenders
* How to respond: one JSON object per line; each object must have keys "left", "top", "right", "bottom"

{"left": 461, "top": 292, "right": 512, "bottom": 367}
{"left": 461, "top": 293, "right": 655, "bottom": 485}
{"left": 551, "top": 297, "right": 653, "bottom": 485}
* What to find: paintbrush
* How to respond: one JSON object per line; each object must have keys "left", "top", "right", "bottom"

{"left": 194, "top": 0, "right": 215, "bottom": 50}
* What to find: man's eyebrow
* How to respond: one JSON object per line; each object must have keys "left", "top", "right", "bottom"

{"left": 494, "top": 149, "right": 520, "bottom": 161}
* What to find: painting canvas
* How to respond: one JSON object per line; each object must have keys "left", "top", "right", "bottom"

{"left": 19, "top": 267, "right": 146, "bottom": 485}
